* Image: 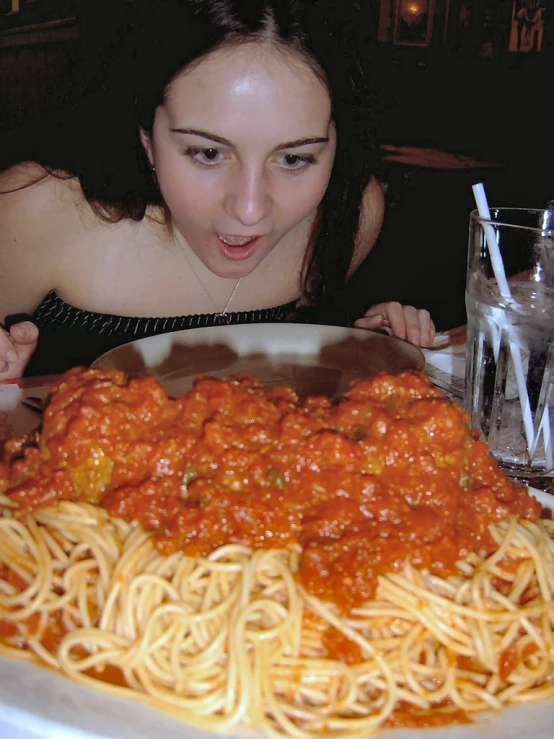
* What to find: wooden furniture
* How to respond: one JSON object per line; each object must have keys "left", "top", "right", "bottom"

{"left": 0, "top": 17, "right": 84, "bottom": 131}
{"left": 380, "top": 144, "right": 503, "bottom": 171}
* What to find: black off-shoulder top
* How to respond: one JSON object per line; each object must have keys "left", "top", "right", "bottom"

{"left": 25, "top": 291, "right": 298, "bottom": 377}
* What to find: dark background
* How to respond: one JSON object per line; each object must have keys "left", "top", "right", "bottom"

{"left": 0, "top": 0, "right": 552, "bottom": 330}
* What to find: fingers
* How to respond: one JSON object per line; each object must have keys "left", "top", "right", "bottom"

{"left": 355, "top": 303, "right": 436, "bottom": 348}
{"left": 420, "top": 311, "right": 436, "bottom": 348}
{"left": 376, "top": 302, "right": 408, "bottom": 340}
{"left": 402, "top": 306, "right": 435, "bottom": 348}
{"left": 10, "top": 321, "right": 39, "bottom": 349}
{"left": 0, "top": 327, "right": 13, "bottom": 374}
{"left": 0, "top": 321, "right": 39, "bottom": 379}
{"left": 354, "top": 313, "right": 389, "bottom": 332}
{"left": 359, "top": 302, "right": 406, "bottom": 340}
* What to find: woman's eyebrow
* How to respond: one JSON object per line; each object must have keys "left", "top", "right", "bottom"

{"left": 170, "top": 128, "right": 329, "bottom": 150}
{"left": 274, "top": 137, "right": 329, "bottom": 150}
{"left": 170, "top": 128, "right": 232, "bottom": 146}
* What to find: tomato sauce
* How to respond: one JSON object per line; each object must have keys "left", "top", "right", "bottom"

{"left": 321, "top": 627, "right": 362, "bottom": 665}
{"left": 383, "top": 704, "right": 473, "bottom": 728}
{"left": 0, "top": 367, "right": 540, "bottom": 613}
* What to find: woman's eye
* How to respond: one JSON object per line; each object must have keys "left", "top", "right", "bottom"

{"left": 185, "top": 147, "right": 224, "bottom": 166}
{"left": 279, "top": 153, "right": 316, "bottom": 171}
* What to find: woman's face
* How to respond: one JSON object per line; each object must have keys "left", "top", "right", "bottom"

{"left": 140, "top": 42, "right": 336, "bottom": 279}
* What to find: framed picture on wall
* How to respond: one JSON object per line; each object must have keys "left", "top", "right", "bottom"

{"left": 508, "top": 0, "right": 545, "bottom": 52}
{"left": 393, "top": 0, "right": 436, "bottom": 46}
{"left": 378, "top": 0, "right": 394, "bottom": 42}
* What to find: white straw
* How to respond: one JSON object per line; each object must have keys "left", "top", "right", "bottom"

{"left": 472, "top": 185, "right": 512, "bottom": 299}
{"left": 471, "top": 183, "right": 536, "bottom": 457}
{"left": 537, "top": 402, "right": 553, "bottom": 469}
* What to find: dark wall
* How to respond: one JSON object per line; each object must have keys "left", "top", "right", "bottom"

{"left": 372, "top": 45, "right": 553, "bottom": 202}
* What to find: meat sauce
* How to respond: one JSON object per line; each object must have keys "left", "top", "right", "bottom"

{"left": 0, "top": 366, "right": 540, "bottom": 614}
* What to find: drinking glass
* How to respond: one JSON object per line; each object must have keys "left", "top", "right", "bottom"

{"left": 465, "top": 207, "right": 553, "bottom": 483}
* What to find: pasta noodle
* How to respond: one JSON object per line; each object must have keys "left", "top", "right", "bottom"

{"left": 0, "top": 367, "right": 553, "bottom": 737}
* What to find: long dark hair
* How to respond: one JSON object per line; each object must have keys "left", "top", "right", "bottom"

{"left": 1, "top": 0, "right": 378, "bottom": 312}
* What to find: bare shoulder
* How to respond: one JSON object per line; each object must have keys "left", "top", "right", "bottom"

{"left": 0, "top": 161, "right": 46, "bottom": 192}
{"left": 0, "top": 165, "right": 86, "bottom": 317}
{"left": 0, "top": 165, "right": 91, "bottom": 252}
{"left": 0, "top": 163, "right": 82, "bottom": 214}
{"left": 350, "top": 177, "right": 385, "bottom": 273}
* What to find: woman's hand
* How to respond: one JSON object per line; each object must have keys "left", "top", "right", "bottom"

{"left": 354, "top": 302, "right": 435, "bottom": 348}
{"left": 0, "top": 321, "right": 39, "bottom": 379}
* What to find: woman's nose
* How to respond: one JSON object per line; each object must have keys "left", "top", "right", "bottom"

{"left": 223, "top": 168, "right": 272, "bottom": 227}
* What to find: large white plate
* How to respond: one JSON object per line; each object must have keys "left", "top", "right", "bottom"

{"left": 0, "top": 491, "right": 552, "bottom": 738}
{"left": 91, "top": 323, "right": 425, "bottom": 397}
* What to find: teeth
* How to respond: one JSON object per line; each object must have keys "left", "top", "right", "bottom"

{"left": 218, "top": 235, "right": 257, "bottom": 247}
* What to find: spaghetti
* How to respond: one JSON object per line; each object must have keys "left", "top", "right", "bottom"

{"left": 0, "top": 367, "right": 553, "bottom": 737}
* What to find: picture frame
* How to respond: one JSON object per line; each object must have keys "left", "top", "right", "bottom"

{"left": 393, "top": 0, "right": 436, "bottom": 46}
{"left": 377, "top": 0, "right": 394, "bottom": 42}
{"left": 508, "top": 0, "right": 545, "bottom": 52}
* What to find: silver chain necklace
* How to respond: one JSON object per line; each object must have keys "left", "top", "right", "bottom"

{"left": 179, "top": 241, "right": 242, "bottom": 322}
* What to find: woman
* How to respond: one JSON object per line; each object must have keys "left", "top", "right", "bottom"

{"left": 0, "top": 0, "right": 434, "bottom": 379}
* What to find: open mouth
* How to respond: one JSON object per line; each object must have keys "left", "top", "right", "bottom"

{"left": 216, "top": 234, "right": 264, "bottom": 261}
{"left": 218, "top": 235, "right": 259, "bottom": 247}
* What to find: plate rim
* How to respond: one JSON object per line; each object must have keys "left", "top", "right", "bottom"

{"left": 90, "top": 322, "right": 426, "bottom": 377}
